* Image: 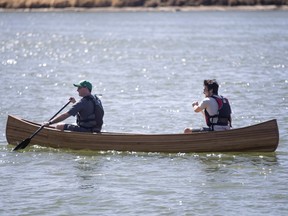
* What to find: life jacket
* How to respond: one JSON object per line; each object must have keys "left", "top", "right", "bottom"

{"left": 77, "top": 94, "right": 104, "bottom": 132}
{"left": 204, "top": 95, "right": 231, "bottom": 130}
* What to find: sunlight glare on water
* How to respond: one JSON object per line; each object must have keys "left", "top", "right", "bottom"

{"left": 0, "top": 10, "right": 288, "bottom": 216}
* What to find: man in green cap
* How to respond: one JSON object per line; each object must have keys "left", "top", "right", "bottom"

{"left": 45, "top": 80, "right": 104, "bottom": 133}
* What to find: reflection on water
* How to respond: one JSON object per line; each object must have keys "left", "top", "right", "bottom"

{"left": 197, "top": 153, "right": 279, "bottom": 175}
{"left": 74, "top": 157, "right": 103, "bottom": 190}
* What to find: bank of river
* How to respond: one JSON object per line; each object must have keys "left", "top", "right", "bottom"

{"left": 0, "top": 0, "right": 288, "bottom": 10}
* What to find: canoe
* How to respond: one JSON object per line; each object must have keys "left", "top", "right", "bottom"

{"left": 6, "top": 115, "right": 279, "bottom": 153}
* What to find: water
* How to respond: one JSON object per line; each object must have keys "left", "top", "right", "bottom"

{"left": 0, "top": 10, "right": 288, "bottom": 215}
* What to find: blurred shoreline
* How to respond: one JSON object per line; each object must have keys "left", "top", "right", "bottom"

{"left": 1, "top": 0, "right": 288, "bottom": 12}
{"left": 1, "top": 5, "right": 288, "bottom": 12}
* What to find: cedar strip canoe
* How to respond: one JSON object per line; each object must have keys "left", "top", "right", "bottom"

{"left": 6, "top": 115, "right": 279, "bottom": 153}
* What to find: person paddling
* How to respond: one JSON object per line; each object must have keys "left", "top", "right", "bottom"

{"left": 184, "top": 79, "right": 232, "bottom": 133}
{"left": 45, "top": 80, "right": 104, "bottom": 133}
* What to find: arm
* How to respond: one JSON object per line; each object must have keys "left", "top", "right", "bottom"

{"left": 49, "top": 97, "right": 76, "bottom": 124}
{"left": 192, "top": 101, "right": 204, "bottom": 113}
{"left": 49, "top": 112, "right": 70, "bottom": 125}
{"left": 192, "top": 100, "right": 208, "bottom": 117}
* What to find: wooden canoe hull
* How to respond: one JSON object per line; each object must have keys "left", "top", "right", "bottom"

{"left": 6, "top": 115, "right": 279, "bottom": 153}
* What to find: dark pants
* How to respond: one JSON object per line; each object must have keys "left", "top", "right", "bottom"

{"left": 191, "top": 127, "right": 212, "bottom": 132}
{"left": 64, "top": 124, "right": 100, "bottom": 133}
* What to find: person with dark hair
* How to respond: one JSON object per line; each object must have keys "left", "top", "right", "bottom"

{"left": 184, "top": 79, "right": 232, "bottom": 133}
{"left": 45, "top": 80, "right": 104, "bottom": 133}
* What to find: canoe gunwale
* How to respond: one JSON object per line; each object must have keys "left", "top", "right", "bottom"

{"left": 6, "top": 115, "right": 279, "bottom": 153}
{"left": 17, "top": 116, "right": 278, "bottom": 136}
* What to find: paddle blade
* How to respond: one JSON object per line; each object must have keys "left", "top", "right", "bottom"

{"left": 13, "top": 138, "right": 31, "bottom": 151}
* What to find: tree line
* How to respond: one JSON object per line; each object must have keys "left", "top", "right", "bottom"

{"left": 0, "top": 0, "right": 287, "bottom": 8}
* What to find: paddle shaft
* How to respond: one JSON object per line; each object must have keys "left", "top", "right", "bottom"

{"left": 13, "top": 101, "right": 71, "bottom": 151}
{"left": 29, "top": 100, "right": 71, "bottom": 139}
{"left": 47, "top": 100, "right": 72, "bottom": 124}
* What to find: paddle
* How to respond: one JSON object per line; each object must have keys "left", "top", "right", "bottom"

{"left": 13, "top": 101, "right": 71, "bottom": 151}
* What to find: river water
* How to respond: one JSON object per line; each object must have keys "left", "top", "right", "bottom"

{"left": 0, "top": 10, "right": 287, "bottom": 215}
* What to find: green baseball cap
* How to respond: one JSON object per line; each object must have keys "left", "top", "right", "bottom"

{"left": 73, "top": 80, "right": 92, "bottom": 91}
